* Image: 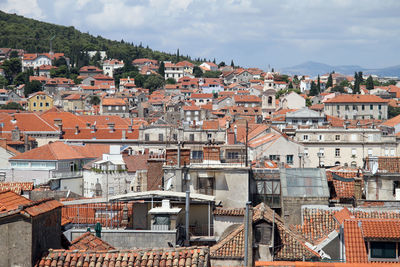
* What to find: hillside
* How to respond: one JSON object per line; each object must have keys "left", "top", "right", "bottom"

{"left": 0, "top": 11, "right": 196, "bottom": 67}
{"left": 281, "top": 61, "right": 400, "bottom": 78}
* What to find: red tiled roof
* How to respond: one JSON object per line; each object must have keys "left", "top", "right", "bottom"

{"left": 324, "top": 94, "right": 388, "bottom": 103}
{"left": 35, "top": 247, "right": 210, "bottom": 267}
{"left": 0, "top": 182, "right": 33, "bottom": 194}
{"left": 0, "top": 190, "right": 32, "bottom": 212}
{"left": 333, "top": 207, "right": 353, "bottom": 225}
{"left": 211, "top": 203, "right": 320, "bottom": 261}
{"left": 233, "top": 95, "right": 261, "bottom": 103}
{"left": 79, "top": 66, "right": 102, "bottom": 72}
{"left": 69, "top": 232, "right": 115, "bottom": 251}
{"left": 191, "top": 93, "right": 213, "bottom": 99}
{"left": 102, "top": 98, "right": 126, "bottom": 106}
{"left": 213, "top": 207, "right": 244, "bottom": 216}
{"left": 344, "top": 219, "right": 368, "bottom": 263}
{"left": 0, "top": 113, "right": 58, "bottom": 132}
{"left": 362, "top": 219, "right": 400, "bottom": 239}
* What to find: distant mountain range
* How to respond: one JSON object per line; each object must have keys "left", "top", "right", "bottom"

{"left": 280, "top": 61, "right": 400, "bottom": 78}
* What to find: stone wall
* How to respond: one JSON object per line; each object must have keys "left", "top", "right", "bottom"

{"left": 282, "top": 197, "right": 329, "bottom": 225}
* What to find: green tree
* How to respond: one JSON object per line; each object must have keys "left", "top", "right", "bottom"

{"left": 388, "top": 105, "right": 400, "bottom": 119}
{"left": 288, "top": 82, "right": 293, "bottom": 89}
{"left": 353, "top": 72, "right": 360, "bottom": 94}
{"left": 293, "top": 75, "right": 299, "bottom": 84}
{"left": 218, "top": 61, "right": 226, "bottom": 67}
{"left": 193, "top": 66, "right": 203, "bottom": 78}
{"left": 24, "top": 80, "right": 43, "bottom": 96}
{"left": 158, "top": 61, "right": 165, "bottom": 77}
{"left": 309, "top": 81, "right": 318, "bottom": 96}
{"left": 14, "top": 68, "right": 33, "bottom": 85}
{"left": 230, "top": 60, "right": 234, "bottom": 67}
{"left": 306, "top": 98, "right": 312, "bottom": 107}
{"left": 176, "top": 49, "right": 180, "bottom": 63}
{"left": 358, "top": 71, "right": 364, "bottom": 83}
{"left": 331, "top": 85, "right": 345, "bottom": 93}
{"left": 2, "top": 58, "right": 22, "bottom": 84}
{"left": 9, "top": 50, "right": 19, "bottom": 59}
{"left": 366, "top": 75, "right": 374, "bottom": 90}
{"left": 166, "top": 78, "right": 176, "bottom": 84}
{"left": 89, "top": 95, "right": 100, "bottom": 105}
{"left": 317, "top": 75, "right": 321, "bottom": 93}
{"left": 143, "top": 74, "right": 165, "bottom": 93}
{"left": 326, "top": 73, "right": 333, "bottom": 88}
{"left": 203, "top": 70, "right": 221, "bottom": 78}
{"left": 53, "top": 57, "right": 68, "bottom": 67}
{"left": 0, "top": 76, "right": 7, "bottom": 87}
{"left": 1, "top": 102, "right": 24, "bottom": 110}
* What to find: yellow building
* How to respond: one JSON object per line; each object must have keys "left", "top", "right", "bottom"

{"left": 27, "top": 91, "right": 54, "bottom": 112}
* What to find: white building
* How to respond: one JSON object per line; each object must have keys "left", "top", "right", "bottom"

{"left": 164, "top": 62, "right": 184, "bottom": 81}
{"left": 103, "top": 59, "right": 124, "bottom": 77}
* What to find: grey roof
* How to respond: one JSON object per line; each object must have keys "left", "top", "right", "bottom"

{"left": 286, "top": 108, "right": 325, "bottom": 119}
{"left": 280, "top": 168, "right": 329, "bottom": 198}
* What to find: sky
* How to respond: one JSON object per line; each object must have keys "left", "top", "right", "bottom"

{"left": 1, "top": 0, "right": 400, "bottom": 70}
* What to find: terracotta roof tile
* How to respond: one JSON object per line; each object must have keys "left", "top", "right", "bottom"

{"left": 333, "top": 207, "right": 353, "bottom": 225}
{"left": 210, "top": 203, "right": 320, "bottom": 261}
{"left": 0, "top": 190, "right": 32, "bottom": 212}
{"left": 324, "top": 94, "right": 388, "bottom": 103}
{"left": 35, "top": 247, "right": 209, "bottom": 267}
{"left": 213, "top": 207, "right": 245, "bottom": 216}
{"left": 0, "top": 182, "right": 33, "bottom": 194}
{"left": 69, "top": 232, "right": 115, "bottom": 251}
{"left": 344, "top": 219, "right": 368, "bottom": 263}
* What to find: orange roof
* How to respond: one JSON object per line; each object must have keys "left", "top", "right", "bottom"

{"left": 0, "top": 113, "right": 58, "bottom": 132}
{"left": 333, "top": 207, "right": 353, "bottom": 225}
{"left": 362, "top": 219, "right": 400, "bottom": 239}
{"left": 10, "top": 142, "right": 108, "bottom": 161}
{"left": 102, "top": 98, "right": 126, "bottom": 106}
{"left": 62, "top": 128, "right": 139, "bottom": 140}
{"left": 191, "top": 93, "right": 213, "bottom": 99}
{"left": 69, "top": 232, "right": 115, "bottom": 251}
{"left": 381, "top": 114, "right": 400, "bottom": 127}
{"left": 0, "top": 191, "right": 32, "bottom": 212}
{"left": 0, "top": 182, "right": 33, "bottom": 194}
{"left": 79, "top": 66, "right": 102, "bottom": 72}
{"left": 176, "top": 60, "right": 194, "bottom": 67}
{"left": 325, "top": 94, "right": 388, "bottom": 103}
{"left": 202, "top": 120, "right": 219, "bottom": 130}
{"left": 233, "top": 95, "right": 261, "bottom": 103}
{"left": 183, "top": 105, "right": 201, "bottom": 111}
{"left": 343, "top": 219, "right": 368, "bottom": 263}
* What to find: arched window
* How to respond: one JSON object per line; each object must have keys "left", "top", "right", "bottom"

{"left": 268, "top": 96, "right": 272, "bottom": 104}
{"left": 351, "top": 161, "right": 357, "bottom": 168}
{"left": 335, "top": 161, "right": 340, "bottom": 166}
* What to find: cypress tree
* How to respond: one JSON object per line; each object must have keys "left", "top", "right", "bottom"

{"left": 366, "top": 75, "right": 374, "bottom": 90}
{"left": 158, "top": 61, "right": 165, "bottom": 77}
{"left": 230, "top": 60, "right": 234, "bottom": 67}
{"left": 309, "top": 81, "right": 318, "bottom": 96}
{"left": 317, "top": 75, "right": 321, "bottom": 93}
{"left": 326, "top": 73, "right": 333, "bottom": 88}
{"left": 353, "top": 72, "right": 360, "bottom": 94}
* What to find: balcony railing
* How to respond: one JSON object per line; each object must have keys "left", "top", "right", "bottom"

{"left": 52, "top": 170, "right": 83, "bottom": 179}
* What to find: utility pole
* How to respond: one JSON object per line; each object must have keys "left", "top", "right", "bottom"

{"left": 245, "top": 120, "right": 249, "bottom": 167}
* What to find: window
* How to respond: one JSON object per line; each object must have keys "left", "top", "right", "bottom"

{"left": 318, "top": 135, "right": 324, "bottom": 141}
{"left": 304, "top": 148, "right": 308, "bottom": 156}
{"left": 269, "top": 155, "right": 280, "bottom": 161}
{"left": 352, "top": 148, "right": 357, "bottom": 156}
{"left": 227, "top": 152, "right": 239, "bottom": 159}
{"left": 292, "top": 119, "right": 298, "bottom": 124}
{"left": 379, "top": 105, "right": 382, "bottom": 110}
{"left": 353, "top": 105, "right": 357, "bottom": 110}
{"left": 145, "top": 133, "right": 149, "bottom": 141}
{"left": 319, "top": 148, "right": 325, "bottom": 156}
{"left": 173, "top": 134, "right": 177, "bottom": 141}
{"left": 391, "top": 149, "right": 395, "bottom": 157}
{"left": 286, "top": 155, "right": 294, "bottom": 164}
{"left": 335, "top": 148, "right": 340, "bottom": 157}
{"left": 189, "top": 134, "right": 194, "bottom": 141}
{"left": 192, "top": 151, "right": 203, "bottom": 159}
{"left": 108, "top": 106, "right": 111, "bottom": 111}
{"left": 368, "top": 148, "right": 373, "bottom": 157}
{"left": 154, "top": 215, "right": 170, "bottom": 227}
{"left": 370, "top": 104, "right": 373, "bottom": 110}
{"left": 198, "top": 177, "right": 214, "bottom": 195}
{"left": 385, "top": 148, "right": 389, "bottom": 156}
{"left": 362, "top": 104, "right": 365, "bottom": 110}
{"left": 40, "top": 102, "right": 43, "bottom": 107}
{"left": 335, "top": 135, "right": 340, "bottom": 141}
{"left": 345, "top": 105, "right": 349, "bottom": 111}
{"left": 158, "top": 133, "right": 163, "bottom": 141}
{"left": 370, "top": 242, "right": 397, "bottom": 259}
{"left": 33, "top": 102, "right": 36, "bottom": 107}
{"left": 336, "top": 105, "right": 340, "bottom": 110}
{"left": 207, "top": 133, "right": 212, "bottom": 139}
{"left": 303, "top": 135, "right": 309, "bottom": 141}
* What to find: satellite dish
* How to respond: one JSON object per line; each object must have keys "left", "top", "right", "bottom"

{"left": 372, "top": 161, "right": 378, "bottom": 175}
{"left": 166, "top": 178, "right": 172, "bottom": 191}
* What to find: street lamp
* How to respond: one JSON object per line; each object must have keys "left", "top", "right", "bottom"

{"left": 317, "top": 152, "right": 323, "bottom": 168}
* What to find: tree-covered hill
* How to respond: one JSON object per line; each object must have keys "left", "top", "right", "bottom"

{"left": 0, "top": 10, "right": 197, "bottom": 67}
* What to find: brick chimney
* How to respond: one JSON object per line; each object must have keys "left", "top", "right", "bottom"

{"left": 165, "top": 148, "right": 190, "bottom": 166}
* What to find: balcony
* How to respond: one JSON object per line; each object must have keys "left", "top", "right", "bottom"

{"left": 52, "top": 170, "right": 83, "bottom": 179}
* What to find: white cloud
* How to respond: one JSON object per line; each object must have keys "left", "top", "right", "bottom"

{"left": 0, "top": 0, "right": 44, "bottom": 19}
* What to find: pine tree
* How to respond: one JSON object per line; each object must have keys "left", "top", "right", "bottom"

{"left": 213, "top": 58, "right": 216, "bottom": 64}
{"left": 317, "top": 75, "right": 321, "bottom": 93}
{"left": 366, "top": 75, "right": 374, "bottom": 90}
{"left": 326, "top": 73, "right": 333, "bottom": 88}
{"left": 230, "top": 60, "right": 234, "bottom": 67}
{"left": 309, "top": 81, "right": 318, "bottom": 96}
{"left": 176, "top": 49, "right": 180, "bottom": 63}
{"left": 271, "top": 67, "right": 275, "bottom": 73}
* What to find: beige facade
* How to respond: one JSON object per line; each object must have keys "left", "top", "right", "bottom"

{"left": 295, "top": 128, "right": 397, "bottom": 168}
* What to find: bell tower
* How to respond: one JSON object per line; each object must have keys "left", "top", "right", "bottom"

{"left": 262, "top": 72, "right": 276, "bottom": 119}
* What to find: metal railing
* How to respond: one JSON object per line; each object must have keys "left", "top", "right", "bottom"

{"left": 52, "top": 170, "right": 83, "bottom": 179}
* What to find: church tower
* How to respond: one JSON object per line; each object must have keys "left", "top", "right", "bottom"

{"left": 262, "top": 72, "right": 276, "bottom": 119}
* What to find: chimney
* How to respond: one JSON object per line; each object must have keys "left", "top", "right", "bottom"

{"left": 91, "top": 124, "right": 97, "bottom": 133}
{"left": 75, "top": 125, "right": 80, "bottom": 135}
{"left": 86, "top": 122, "right": 91, "bottom": 128}
{"left": 11, "top": 126, "right": 20, "bottom": 141}
{"left": 108, "top": 123, "right": 115, "bottom": 133}
{"left": 128, "top": 125, "right": 133, "bottom": 133}
{"left": 53, "top": 118, "right": 62, "bottom": 126}
{"left": 122, "top": 130, "right": 126, "bottom": 140}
